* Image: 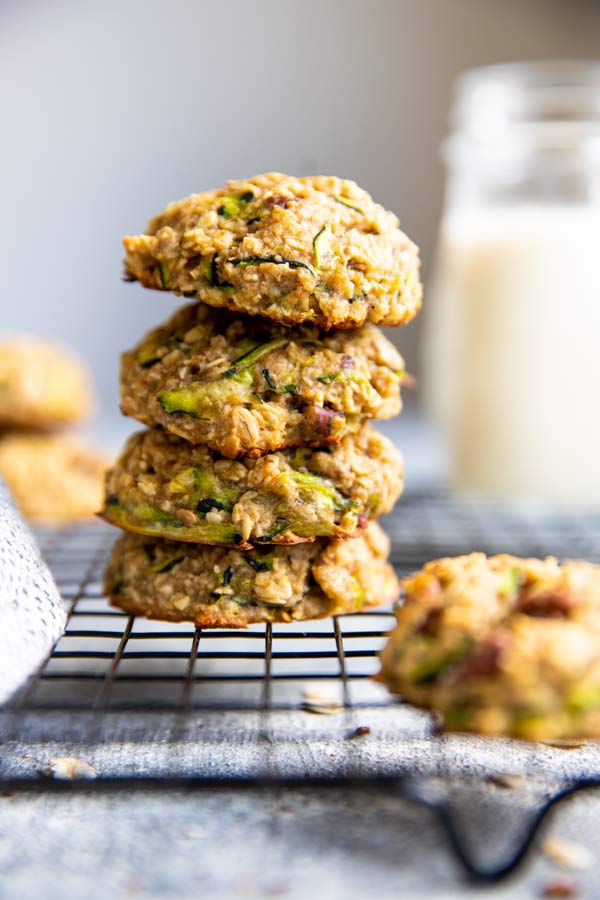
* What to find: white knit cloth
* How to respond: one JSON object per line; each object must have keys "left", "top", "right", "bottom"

{"left": 0, "top": 479, "right": 66, "bottom": 703}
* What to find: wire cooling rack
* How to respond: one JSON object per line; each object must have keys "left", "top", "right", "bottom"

{"left": 4, "top": 491, "right": 600, "bottom": 883}
{"left": 11, "top": 522, "right": 397, "bottom": 715}
{"left": 14, "top": 490, "right": 600, "bottom": 715}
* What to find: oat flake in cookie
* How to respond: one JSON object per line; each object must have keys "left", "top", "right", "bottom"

{"left": 378, "top": 553, "right": 600, "bottom": 740}
{"left": 123, "top": 172, "right": 422, "bottom": 330}
{"left": 105, "top": 522, "right": 398, "bottom": 628}
{"left": 120, "top": 302, "right": 405, "bottom": 458}
{"left": 102, "top": 424, "right": 403, "bottom": 547}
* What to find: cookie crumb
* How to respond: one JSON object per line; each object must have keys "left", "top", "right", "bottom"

{"left": 543, "top": 740, "right": 587, "bottom": 750}
{"left": 541, "top": 836, "right": 592, "bottom": 871}
{"left": 487, "top": 773, "right": 524, "bottom": 789}
{"left": 541, "top": 877, "right": 580, "bottom": 898}
{"left": 301, "top": 685, "right": 342, "bottom": 715}
{"left": 40, "top": 757, "right": 97, "bottom": 781}
{"left": 348, "top": 725, "right": 371, "bottom": 739}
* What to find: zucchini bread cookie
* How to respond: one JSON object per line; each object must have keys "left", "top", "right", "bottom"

{"left": 105, "top": 521, "right": 398, "bottom": 627}
{"left": 0, "top": 433, "right": 107, "bottom": 521}
{"left": 102, "top": 424, "right": 403, "bottom": 547}
{"left": 121, "top": 302, "right": 405, "bottom": 458}
{"left": 378, "top": 553, "right": 600, "bottom": 741}
{"left": 123, "top": 172, "right": 422, "bottom": 330}
{"left": 0, "top": 338, "right": 92, "bottom": 429}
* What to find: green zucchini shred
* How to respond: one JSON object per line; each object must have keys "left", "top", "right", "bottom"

{"left": 257, "top": 519, "right": 290, "bottom": 542}
{"left": 566, "top": 683, "right": 600, "bottom": 714}
{"left": 313, "top": 224, "right": 331, "bottom": 268}
{"left": 104, "top": 496, "right": 182, "bottom": 530}
{"left": 138, "top": 345, "right": 162, "bottom": 369}
{"left": 217, "top": 190, "right": 254, "bottom": 218}
{"left": 157, "top": 335, "right": 311, "bottom": 415}
{"left": 444, "top": 704, "right": 473, "bottom": 730}
{"left": 282, "top": 383, "right": 298, "bottom": 394}
{"left": 316, "top": 373, "right": 337, "bottom": 384}
{"left": 157, "top": 377, "right": 253, "bottom": 416}
{"left": 228, "top": 255, "right": 316, "bottom": 277}
{"left": 290, "top": 470, "right": 352, "bottom": 512}
{"left": 138, "top": 335, "right": 184, "bottom": 369}
{"left": 199, "top": 258, "right": 212, "bottom": 281}
{"left": 501, "top": 566, "right": 522, "bottom": 597}
{"left": 108, "top": 492, "right": 240, "bottom": 544}
{"left": 158, "top": 261, "right": 171, "bottom": 288}
{"left": 210, "top": 255, "right": 235, "bottom": 291}
{"left": 262, "top": 368, "right": 277, "bottom": 390}
{"left": 168, "top": 466, "right": 239, "bottom": 510}
{"left": 147, "top": 554, "right": 185, "bottom": 575}
{"left": 410, "top": 641, "right": 471, "bottom": 685}
{"left": 365, "top": 493, "right": 381, "bottom": 516}
{"left": 224, "top": 337, "right": 290, "bottom": 378}
{"left": 334, "top": 195, "right": 363, "bottom": 214}
{"left": 510, "top": 708, "right": 547, "bottom": 731}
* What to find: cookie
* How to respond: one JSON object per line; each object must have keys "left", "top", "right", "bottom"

{"left": 0, "top": 338, "right": 92, "bottom": 429}
{"left": 0, "top": 433, "right": 107, "bottom": 521}
{"left": 123, "top": 172, "right": 422, "bottom": 330}
{"left": 120, "top": 301, "right": 405, "bottom": 458}
{"left": 102, "top": 424, "right": 403, "bottom": 547}
{"left": 105, "top": 521, "right": 398, "bottom": 628}
{"left": 378, "top": 553, "right": 600, "bottom": 740}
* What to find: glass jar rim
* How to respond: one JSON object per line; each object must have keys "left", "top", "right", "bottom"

{"left": 453, "top": 60, "right": 600, "bottom": 127}
{"left": 444, "top": 60, "right": 600, "bottom": 168}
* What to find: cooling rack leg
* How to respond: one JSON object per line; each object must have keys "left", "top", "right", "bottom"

{"left": 401, "top": 777, "right": 600, "bottom": 882}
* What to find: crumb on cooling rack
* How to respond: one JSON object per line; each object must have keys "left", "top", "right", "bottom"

{"left": 301, "top": 684, "right": 342, "bottom": 715}
{"left": 486, "top": 773, "right": 525, "bottom": 790}
{"left": 40, "top": 756, "right": 98, "bottom": 781}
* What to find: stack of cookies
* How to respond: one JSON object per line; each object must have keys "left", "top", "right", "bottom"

{"left": 102, "top": 173, "right": 422, "bottom": 627}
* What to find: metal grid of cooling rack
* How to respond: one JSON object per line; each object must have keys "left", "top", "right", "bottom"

{"left": 5, "top": 492, "right": 600, "bottom": 883}
{"left": 10, "top": 491, "right": 600, "bottom": 716}
{"left": 12, "top": 522, "right": 397, "bottom": 715}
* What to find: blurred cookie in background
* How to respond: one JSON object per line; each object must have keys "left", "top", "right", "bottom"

{"left": 0, "top": 337, "right": 93, "bottom": 430}
{"left": 0, "top": 433, "right": 107, "bottom": 521}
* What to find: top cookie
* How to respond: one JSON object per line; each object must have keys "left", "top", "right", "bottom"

{"left": 123, "top": 172, "right": 422, "bottom": 330}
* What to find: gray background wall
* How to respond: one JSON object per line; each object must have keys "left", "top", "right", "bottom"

{"left": 1, "top": 0, "right": 599, "bottom": 428}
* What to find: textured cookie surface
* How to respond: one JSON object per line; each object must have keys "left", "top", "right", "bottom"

{"left": 120, "top": 302, "right": 404, "bottom": 458}
{"left": 123, "top": 172, "right": 422, "bottom": 330}
{"left": 378, "top": 553, "right": 600, "bottom": 740}
{"left": 0, "top": 433, "right": 107, "bottom": 521}
{"left": 102, "top": 425, "right": 403, "bottom": 547}
{"left": 0, "top": 338, "right": 92, "bottom": 429}
{"left": 105, "top": 522, "right": 398, "bottom": 628}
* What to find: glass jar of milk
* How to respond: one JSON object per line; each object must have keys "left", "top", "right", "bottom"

{"left": 424, "top": 61, "right": 600, "bottom": 505}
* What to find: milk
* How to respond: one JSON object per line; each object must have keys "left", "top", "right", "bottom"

{"left": 423, "top": 206, "right": 600, "bottom": 504}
